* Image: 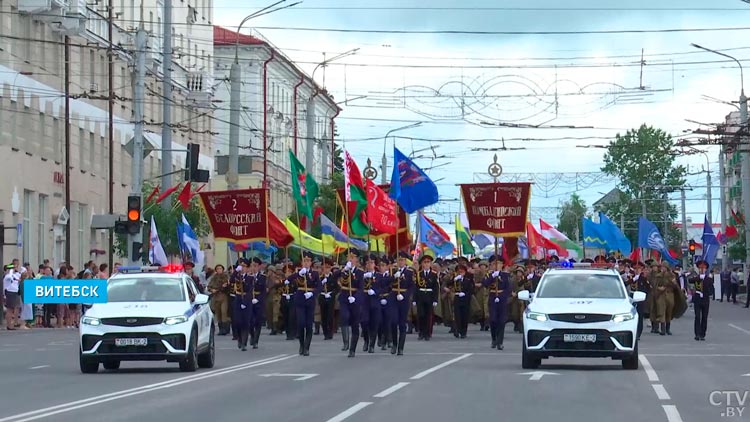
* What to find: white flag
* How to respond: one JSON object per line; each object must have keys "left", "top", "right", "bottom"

{"left": 181, "top": 214, "right": 205, "bottom": 268}
{"left": 149, "top": 216, "right": 168, "bottom": 266}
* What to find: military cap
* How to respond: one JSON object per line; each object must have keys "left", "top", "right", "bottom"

{"left": 456, "top": 263, "right": 468, "bottom": 272}
{"left": 322, "top": 258, "right": 335, "bottom": 266}
{"left": 581, "top": 258, "right": 594, "bottom": 263}
{"left": 419, "top": 254, "right": 434, "bottom": 264}
{"left": 398, "top": 251, "right": 411, "bottom": 259}
{"left": 347, "top": 248, "right": 361, "bottom": 257}
{"left": 435, "top": 258, "right": 444, "bottom": 265}
{"left": 620, "top": 258, "right": 632, "bottom": 265}
{"left": 606, "top": 256, "right": 617, "bottom": 263}
{"left": 250, "top": 257, "right": 262, "bottom": 265}
{"left": 633, "top": 261, "right": 645, "bottom": 268}
{"left": 237, "top": 258, "right": 250, "bottom": 266}
{"left": 302, "top": 251, "right": 314, "bottom": 259}
{"left": 184, "top": 261, "right": 195, "bottom": 268}
{"left": 489, "top": 255, "right": 505, "bottom": 263}
{"left": 471, "top": 257, "right": 481, "bottom": 263}
{"left": 379, "top": 256, "right": 392, "bottom": 265}
{"left": 593, "top": 255, "right": 607, "bottom": 263}
{"left": 549, "top": 255, "right": 560, "bottom": 262}
{"left": 365, "top": 253, "right": 377, "bottom": 262}
{"left": 524, "top": 259, "right": 538, "bottom": 266}
{"left": 695, "top": 259, "right": 708, "bottom": 269}
{"left": 568, "top": 258, "right": 577, "bottom": 263}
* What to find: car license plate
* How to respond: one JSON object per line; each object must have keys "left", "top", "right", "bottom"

{"left": 563, "top": 334, "right": 596, "bottom": 343}
{"left": 114, "top": 338, "right": 148, "bottom": 347}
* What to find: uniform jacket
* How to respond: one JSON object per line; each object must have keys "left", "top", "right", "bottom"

{"left": 414, "top": 269, "right": 439, "bottom": 303}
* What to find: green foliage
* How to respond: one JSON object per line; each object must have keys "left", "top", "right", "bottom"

{"left": 728, "top": 233, "right": 745, "bottom": 261}
{"left": 556, "top": 193, "right": 590, "bottom": 240}
{"left": 113, "top": 182, "right": 210, "bottom": 260}
{"left": 598, "top": 124, "right": 686, "bottom": 249}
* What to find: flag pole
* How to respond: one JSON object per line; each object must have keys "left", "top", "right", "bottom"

{"left": 395, "top": 203, "right": 400, "bottom": 257}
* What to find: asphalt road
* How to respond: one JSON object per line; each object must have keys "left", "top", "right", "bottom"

{"left": 0, "top": 300, "right": 748, "bottom": 422}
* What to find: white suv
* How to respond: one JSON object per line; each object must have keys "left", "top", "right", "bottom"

{"left": 79, "top": 266, "right": 215, "bottom": 373}
{"left": 518, "top": 264, "right": 645, "bottom": 370}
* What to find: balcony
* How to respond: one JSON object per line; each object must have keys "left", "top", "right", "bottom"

{"left": 18, "top": 0, "right": 67, "bottom": 14}
{"left": 19, "top": 0, "right": 87, "bottom": 36}
{"left": 186, "top": 71, "right": 213, "bottom": 107}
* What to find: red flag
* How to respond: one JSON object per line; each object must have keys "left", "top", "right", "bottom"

{"left": 268, "top": 211, "right": 294, "bottom": 248}
{"left": 502, "top": 237, "right": 519, "bottom": 263}
{"left": 145, "top": 186, "right": 160, "bottom": 203}
{"left": 176, "top": 182, "right": 192, "bottom": 210}
{"left": 155, "top": 183, "right": 181, "bottom": 204}
{"left": 366, "top": 179, "right": 398, "bottom": 235}
{"left": 629, "top": 247, "right": 640, "bottom": 262}
{"left": 526, "top": 222, "right": 567, "bottom": 257}
{"left": 725, "top": 225, "right": 738, "bottom": 238}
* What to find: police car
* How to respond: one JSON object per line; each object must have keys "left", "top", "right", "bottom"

{"left": 78, "top": 265, "right": 215, "bottom": 373}
{"left": 518, "top": 263, "right": 646, "bottom": 370}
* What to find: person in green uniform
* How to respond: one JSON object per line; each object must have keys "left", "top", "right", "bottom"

{"left": 652, "top": 263, "right": 669, "bottom": 336}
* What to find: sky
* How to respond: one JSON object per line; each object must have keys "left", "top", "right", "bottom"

{"left": 211, "top": 0, "right": 750, "bottom": 238}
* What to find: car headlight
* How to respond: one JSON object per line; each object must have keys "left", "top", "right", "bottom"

{"left": 612, "top": 311, "right": 636, "bottom": 323}
{"left": 526, "top": 311, "right": 548, "bottom": 322}
{"left": 164, "top": 315, "right": 188, "bottom": 325}
{"left": 81, "top": 316, "right": 101, "bottom": 326}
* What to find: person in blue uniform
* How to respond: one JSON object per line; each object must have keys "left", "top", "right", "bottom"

{"left": 247, "top": 257, "right": 267, "bottom": 349}
{"left": 229, "top": 259, "right": 250, "bottom": 349}
{"left": 236, "top": 259, "right": 255, "bottom": 351}
{"left": 689, "top": 259, "right": 714, "bottom": 341}
{"left": 483, "top": 257, "right": 511, "bottom": 350}
{"left": 338, "top": 249, "right": 364, "bottom": 357}
{"left": 376, "top": 257, "right": 394, "bottom": 351}
{"left": 318, "top": 258, "right": 339, "bottom": 340}
{"left": 414, "top": 254, "right": 439, "bottom": 341}
{"left": 451, "top": 263, "right": 475, "bottom": 339}
{"left": 389, "top": 252, "right": 414, "bottom": 355}
{"left": 285, "top": 252, "right": 320, "bottom": 356}
{"left": 361, "top": 255, "right": 384, "bottom": 353}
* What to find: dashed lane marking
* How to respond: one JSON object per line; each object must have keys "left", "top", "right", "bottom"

{"left": 29, "top": 365, "right": 50, "bottom": 370}
{"left": 652, "top": 384, "right": 671, "bottom": 400}
{"left": 373, "top": 382, "right": 410, "bottom": 398}
{"left": 410, "top": 353, "right": 473, "bottom": 380}
{"left": 325, "top": 402, "right": 372, "bottom": 422}
{"left": 662, "top": 405, "right": 684, "bottom": 422}
{"left": 639, "top": 355, "right": 659, "bottom": 382}
{"left": 728, "top": 323, "right": 750, "bottom": 335}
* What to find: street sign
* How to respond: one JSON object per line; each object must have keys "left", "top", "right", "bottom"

{"left": 681, "top": 246, "right": 688, "bottom": 253}
{"left": 517, "top": 371, "right": 559, "bottom": 381}
{"left": 16, "top": 223, "right": 22, "bottom": 247}
{"left": 259, "top": 373, "right": 318, "bottom": 381}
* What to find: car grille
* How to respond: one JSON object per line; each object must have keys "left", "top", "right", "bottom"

{"left": 548, "top": 313, "right": 612, "bottom": 323}
{"left": 97, "top": 333, "right": 168, "bottom": 354}
{"left": 100, "top": 317, "right": 165, "bottom": 327}
{"left": 543, "top": 329, "right": 616, "bottom": 351}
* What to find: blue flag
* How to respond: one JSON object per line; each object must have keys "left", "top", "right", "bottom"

{"left": 419, "top": 213, "right": 455, "bottom": 257}
{"left": 389, "top": 147, "right": 439, "bottom": 213}
{"left": 598, "top": 212, "right": 632, "bottom": 254}
{"left": 319, "top": 214, "right": 369, "bottom": 251}
{"left": 582, "top": 217, "right": 608, "bottom": 248}
{"left": 637, "top": 217, "right": 679, "bottom": 265}
{"left": 701, "top": 215, "right": 719, "bottom": 268}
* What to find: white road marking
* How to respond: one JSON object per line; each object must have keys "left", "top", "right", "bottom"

{"left": 29, "top": 365, "right": 49, "bottom": 370}
{"left": 325, "top": 402, "right": 372, "bottom": 422}
{"left": 651, "top": 384, "right": 671, "bottom": 400}
{"left": 373, "top": 382, "right": 410, "bottom": 398}
{"left": 410, "top": 353, "right": 472, "bottom": 380}
{"left": 258, "top": 373, "right": 318, "bottom": 381}
{"left": 517, "top": 371, "right": 559, "bottom": 381}
{"left": 729, "top": 323, "right": 750, "bottom": 335}
{"left": 0, "top": 355, "right": 292, "bottom": 422}
{"left": 662, "top": 405, "right": 684, "bottom": 422}
{"left": 638, "top": 355, "right": 659, "bottom": 382}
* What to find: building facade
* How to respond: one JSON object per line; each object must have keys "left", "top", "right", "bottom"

{"left": 1, "top": 0, "right": 214, "bottom": 269}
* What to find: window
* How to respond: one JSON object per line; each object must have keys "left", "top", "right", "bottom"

{"left": 78, "top": 203, "right": 87, "bottom": 268}
{"left": 107, "top": 278, "right": 186, "bottom": 302}
{"left": 23, "top": 190, "right": 32, "bottom": 264}
{"left": 536, "top": 274, "right": 626, "bottom": 299}
{"left": 38, "top": 194, "right": 47, "bottom": 263}
{"left": 90, "top": 131, "right": 96, "bottom": 174}
{"left": 52, "top": 117, "right": 61, "bottom": 163}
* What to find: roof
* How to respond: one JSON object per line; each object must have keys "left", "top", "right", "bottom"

{"left": 213, "top": 26, "right": 265, "bottom": 46}
{"left": 593, "top": 188, "right": 623, "bottom": 207}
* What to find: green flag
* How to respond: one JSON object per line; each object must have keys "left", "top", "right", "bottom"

{"left": 289, "top": 150, "right": 319, "bottom": 221}
{"left": 455, "top": 215, "right": 475, "bottom": 255}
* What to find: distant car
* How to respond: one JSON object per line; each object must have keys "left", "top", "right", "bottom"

{"left": 518, "top": 263, "right": 646, "bottom": 370}
{"left": 78, "top": 266, "right": 215, "bottom": 373}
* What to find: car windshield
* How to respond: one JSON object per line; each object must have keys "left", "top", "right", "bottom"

{"left": 107, "top": 277, "right": 186, "bottom": 302}
{"left": 536, "top": 273, "right": 625, "bottom": 299}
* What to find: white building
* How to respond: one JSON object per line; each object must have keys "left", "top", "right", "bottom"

{"left": 212, "top": 26, "right": 340, "bottom": 219}
{"left": 1, "top": 0, "right": 214, "bottom": 269}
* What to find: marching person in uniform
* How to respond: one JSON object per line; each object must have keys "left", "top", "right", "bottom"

{"left": 247, "top": 257, "right": 267, "bottom": 349}
{"left": 376, "top": 257, "right": 394, "bottom": 350}
{"left": 207, "top": 264, "right": 231, "bottom": 335}
{"left": 318, "top": 258, "right": 339, "bottom": 340}
{"left": 414, "top": 255, "right": 439, "bottom": 341}
{"left": 236, "top": 260, "right": 255, "bottom": 351}
{"left": 652, "top": 262, "right": 669, "bottom": 336}
{"left": 286, "top": 253, "right": 321, "bottom": 356}
{"left": 338, "top": 249, "right": 365, "bottom": 357}
{"left": 230, "top": 259, "right": 249, "bottom": 345}
{"left": 690, "top": 260, "right": 714, "bottom": 341}
{"left": 389, "top": 253, "right": 415, "bottom": 355}
{"left": 361, "top": 255, "right": 382, "bottom": 353}
{"left": 279, "top": 263, "right": 297, "bottom": 340}
{"left": 630, "top": 261, "right": 649, "bottom": 340}
{"left": 661, "top": 262, "right": 684, "bottom": 336}
{"left": 483, "top": 256, "right": 511, "bottom": 350}
{"left": 451, "top": 263, "right": 474, "bottom": 338}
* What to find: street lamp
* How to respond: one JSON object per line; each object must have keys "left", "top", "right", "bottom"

{"left": 381, "top": 122, "right": 422, "bottom": 184}
{"left": 312, "top": 48, "right": 360, "bottom": 88}
{"left": 691, "top": 43, "right": 747, "bottom": 272}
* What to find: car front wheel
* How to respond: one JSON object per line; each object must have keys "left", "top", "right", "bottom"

{"left": 622, "top": 343, "right": 639, "bottom": 370}
{"left": 179, "top": 330, "right": 198, "bottom": 372}
{"left": 79, "top": 348, "right": 99, "bottom": 374}
{"left": 521, "top": 340, "right": 541, "bottom": 369}
{"left": 197, "top": 326, "right": 215, "bottom": 369}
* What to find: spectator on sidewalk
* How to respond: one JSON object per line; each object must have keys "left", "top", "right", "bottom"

{"left": 18, "top": 269, "right": 32, "bottom": 329}
{"left": 3, "top": 263, "right": 20, "bottom": 330}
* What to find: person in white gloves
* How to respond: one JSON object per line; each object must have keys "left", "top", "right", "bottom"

{"left": 245, "top": 257, "right": 268, "bottom": 350}
{"left": 414, "top": 254, "right": 439, "bottom": 341}
{"left": 388, "top": 252, "right": 415, "bottom": 355}
{"left": 317, "top": 258, "right": 339, "bottom": 340}
{"left": 338, "top": 249, "right": 365, "bottom": 357}
{"left": 360, "top": 254, "right": 384, "bottom": 354}
{"left": 287, "top": 252, "right": 321, "bottom": 356}
{"left": 451, "top": 264, "right": 475, "bottom": 339}
{"left": 689, "top": 259, "right": 713, "bottom": 341}
{"left": 482, "top": 256, "right": 511, "bottom": 350}
{"left": 232, "top": 258, "right": 253, "bottom": 351}
{"left": 374, "top": 256, "right": 394, "bottom": 351}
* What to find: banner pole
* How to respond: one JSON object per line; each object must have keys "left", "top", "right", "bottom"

{"left": 395, "top": 203, "right": 400, "bottom": 256}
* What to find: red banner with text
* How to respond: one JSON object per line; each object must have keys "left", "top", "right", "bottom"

{"left": 198, "top": 189, "right": 268, "bottom": 243}
{"left": 460, "top": 182, "right": 532, "bottom": 237}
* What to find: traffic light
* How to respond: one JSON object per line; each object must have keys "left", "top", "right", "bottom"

{"left": 184, "top": 143, "right": 209, "bottom": 183}
{"left": 688, "top": 239, "right": 696, "bottom": 256}
{"left": 127, "top": 195, "right": 141, "bottom": 235}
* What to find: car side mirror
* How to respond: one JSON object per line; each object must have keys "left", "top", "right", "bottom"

{"left": 194, "top": 294, "right": 210, "bottom": 305}
{"left": 518, "top": 290, "right": 531, "bottom": 301}
{"left": 631, "top": 291, "right": 646, "bottom": 303}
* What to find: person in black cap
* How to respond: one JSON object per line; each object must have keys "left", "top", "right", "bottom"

{"left": 338, "top": 249, "right": 365, "bottom": 357}
{"left": 246, "top": 257, "right": 268, "bottom": 349}
{"left": 689, "top": 259, "right": 713, "bottom": 341}
{"left": 360, "top": 254, "right": 383, "bottom": 353}
{"left": 278, "top": 263, "right": 297, "bottom": 340}
{"left": 630, "top": 261, "right": 649, "bottom": 340}
{"left": 318, "top": 258, "right": 339, "bottom": 341}
{"left": 234, "top": 259, "right": 254, "bottom": 350}
{"left": 229, "top": 258, "right": 249, "bottom": 344}
{"left": 525, "top": 259, "right": 542, "bottom": 292}
{"left": 450, "top": 263, "right": 475, "bottom": 339}
{"left": 389, "top": 252, "right": 415, "bottom": 355}
{"left": 284, "top": 252, "right": 321, "bottom": 356}
{"left": 375, "top": 256, "right": 394, "bottom": 351}
{"left": 482, "top": 257, "right": 511, "bottom": 350}
{"left": 414, "top": 254, "right": 439, "bottom": 341}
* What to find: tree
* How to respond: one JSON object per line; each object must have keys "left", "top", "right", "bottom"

{"left": 113, "top": 182, "right": 210, "bottom": 260}
{"left": 332, "top": 142, "right": 344, "bottom": 174}
{"left": 556, "top": 193, "right": 589, "bottom": 240}
{"left": 598, "top": 124, "right": 686, "bottom": 249}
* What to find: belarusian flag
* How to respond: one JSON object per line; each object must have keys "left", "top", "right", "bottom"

{"left": 539, "top": 218, "right": 582, "bottom": 259}
{"left": 455, "top": 214, "right": 475, "bottom": 255}
{"left": 344, "top": 151, "right": 369, "bottom": 237}
{"left": 289, "top": 150, "right": 319, "bottom": 221}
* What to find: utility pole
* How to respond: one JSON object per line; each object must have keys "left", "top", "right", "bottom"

{"left": 128, "top": 26, "right": 147, "bottom": 265}
{"left": 740, "top": 91, "right": 749, "bottom": 276}
{"left": 640, "top": 197, "right": 647, "bottom": 262}
{"left": 107, "top": 5, "right": 115, "bottom": 274}
{"left": 64, "top": 36, "right": 71, "bottom": 265}
{"left": 227, "top": 50, "right": 240, "bottom": 190}
{"left": 706, "top": 166, "right": 712, "bottom": 226}
{"left": 719, "top": 149, "right": 728, "bottom": 270}
{"left": 681, "top": 187, "right": 689, "bottom": 269}
{"left": 161, "top": 0, "right": 173, "bottom": 205}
